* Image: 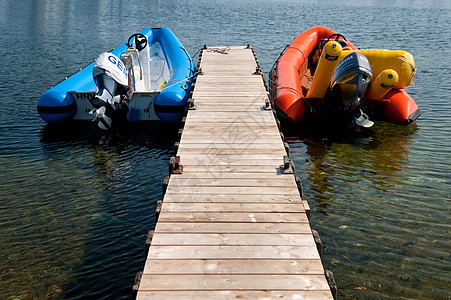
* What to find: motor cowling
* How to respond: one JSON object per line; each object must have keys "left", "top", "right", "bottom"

{"left": 91, "top": 52, "right": 129, "bottom": 130}
{"left": 331, "top": 52, "right": 373, "bottom": 113}
{"left": 324, "top": 52, "right": 374, "bottom": 129}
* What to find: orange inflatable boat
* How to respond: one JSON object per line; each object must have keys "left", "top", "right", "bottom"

{"left": 269, "top": 26, "right": 420, "bottom": 128}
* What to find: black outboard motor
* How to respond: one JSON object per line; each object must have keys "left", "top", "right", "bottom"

{"left": 90, "top": 52, "right": 129, "bottom": 130}
{"left": 329, "top": 52, "right": 374, "bottom": 128}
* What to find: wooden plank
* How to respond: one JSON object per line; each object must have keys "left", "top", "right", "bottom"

{"left": 166, "top": 172, "right": 290, "bottom": 180}
{"left": 139, "top": 274, "right": 329, "bottom": 290}
{"left": 180, "top": 165, "right": 284, "bottom": 173}
{"left": 168, "top": 176, "right": 295, "bottom": 186}
{"left": 199, "top": 58, "right": 257, "bottom": 63}
{"left": 143, "top": 259, "right": 324, "bottom": 275}
{"left": 144, "top": 274, "right": 328, "bottom": 293}
{"left": 160, "top": 203, "right": 305, "bottom": 213}
{"left": 177, "top": 142, "right": 284, "bottom": 150}
{"left": 199, "top": 56, "right": 257, "bottom": 61}
{"left": 162, "top": 193, "right": 302, "bottom": 204}
{"left": 137, "top": 290, "right": 333, "bottom": 300}
{"left": 177, "top": 147, "right": 286, "bottom": 156}
{"left": 180, "top": 125, "right": 280, "bottom": 133}
{"left": 195, "top": 76, "right": 264, "bottom": 83}
{"left": 192, "top": 95, "right": 268, "bottom": 100}
{"left": 154, "top": 223, "right": 311, "bottom": 234}
{"left": 187, "top": 110, "right": 273, "bottom": 116}
{"left": 177, "top": 154, "right": 284, "bottom": 162}
{"left": 192, "top": 100, "right": 265, "bottom": 105}
{"left": 194, "top": 80, "right": 264, "bottom": 86}
{"left": 200, "top": 72, "right": 258, "bottom": 77}
{"left": 180, "top": 126, "right": 280, "bottom": 134}
{"left": 151, "top": 233, "right": 316, "bottom": 246}
{"left": 200, "top": 64, "right": 257, "bottom": 69}
{"left": 192, "top": 86, "right": 267, "bottom": 93}
{"left": 179, "top": 134, "right": 282, "bottom": 143}
{"left": 157, "top": 212, "right": 309, "bottom": 223}
{"left": 181, "top": 119, "right": 275, "bottom": 126}
{"left": 178, "top": 138, "right": 282, "bottom": 145}
{"left": 165, "top": 186, "right": 300, "bottom": 195}
{"left": 191, "top": 92, "right": 268, "bottom": 98}
{"left": 190, "top": 103, "right": 266, "bottom": 108}
{"left": 148, "top": 245, "right": 321, "bottom": 260}
{"left": 182, "top": 123, "right": 276, "bottom": 130}
{"left": 175, "top": 158, "right": 283, "bottom": 167}
{"left": 204, "top": 46, "right": 250, "bottom": 50}
{"left": 180, "top": 131, "right": 281, "bottom": 138}
{"left": 191, "top": 105, "right": 268, "bottom": 111}
{"left": 185, "top": 114, "right": 275, "bottom": 122}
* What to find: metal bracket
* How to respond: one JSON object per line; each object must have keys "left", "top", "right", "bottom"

{"left": 280, "top": 155, "right": 294, "bottom": 174}
{"left": 187, "top": 98, "right": 196, "bottom": 110}
{"left": 262, "top": 97, "right": 272, "bottom": 110}
{"left": 283, "top": 142, "right": 290, "bottom": 156}
{"left": 253, "top": 66, "right": 263, "bottom": 75}
{"left": 169, "top": 156, "right": 183, "bottom": 174}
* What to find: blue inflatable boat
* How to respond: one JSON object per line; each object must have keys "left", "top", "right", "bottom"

{"left": 37, "top": 27, "right": 195, "bottom": 129}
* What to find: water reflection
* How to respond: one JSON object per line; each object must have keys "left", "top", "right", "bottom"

{"left": 0, "top": 121, "right": 179, "bottom": 299}
{"left": 285, "top": 122, "right": 450, "bottom": 298}
{"left": 285, "top": 122, "right": 418, "bottom": 215}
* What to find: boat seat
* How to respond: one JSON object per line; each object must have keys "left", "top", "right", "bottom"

{"left": 149, "top": 57, "right": 166, "bottom": 90}
{"left": 133, "top": 64, "right": 147, "bottom": 91}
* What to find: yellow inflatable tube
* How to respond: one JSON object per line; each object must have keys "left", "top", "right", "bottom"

{"left": 366, "top": 69, "right": 399, "bottom": 100}
{"left": 306, "top": 41, "right": 342, "bottom": 99}
{"left": 340, "top": 50, "right": 416, "bottom": 89}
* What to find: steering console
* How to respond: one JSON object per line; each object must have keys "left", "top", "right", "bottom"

{"left": 127, "top": 33, "right": 148, "bottom": 51}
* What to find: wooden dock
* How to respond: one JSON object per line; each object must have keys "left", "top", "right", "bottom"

{"left": 135, "top": 46, "right": 335, "bottom": 299}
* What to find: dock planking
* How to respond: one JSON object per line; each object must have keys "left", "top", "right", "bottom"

{"left": 136, "top": 46, "right": 334, "bottom": 299}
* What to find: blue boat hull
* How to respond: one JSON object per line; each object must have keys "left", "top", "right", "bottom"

{"left": 37, "top": 28, "right": 194, "bottom": 124}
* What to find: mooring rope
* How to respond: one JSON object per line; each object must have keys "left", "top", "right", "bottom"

{"left": 160, "top": 71, "right": 198, "bottom": 91}
{"left": 207, "top": 46, "right": 231, "bottom": 54}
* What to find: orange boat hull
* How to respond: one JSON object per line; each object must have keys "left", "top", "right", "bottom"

{"left": 381, "top": 89, "right": 421, "bottom": 125}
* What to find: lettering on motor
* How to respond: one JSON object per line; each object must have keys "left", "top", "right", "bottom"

{"left": 108, "top": 55, "right": 127, "bottom": 77}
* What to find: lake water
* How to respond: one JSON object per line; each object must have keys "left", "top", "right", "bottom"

{"left": 0, "top": 0, "right": 450, "bottom": 299}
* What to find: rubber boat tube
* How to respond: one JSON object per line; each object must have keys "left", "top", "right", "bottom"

{"left": 269, "top": 26, "right": 420, "bottom": 126}
{"left": 270, "top": 26, "right": 358, "bottom": 123}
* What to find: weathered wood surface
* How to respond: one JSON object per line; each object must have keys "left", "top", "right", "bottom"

{"left": 157, "top": 212, "right": 309, "bottom": 223}
{"left": 136, "top": 46, "right": 333, "bottom": 299}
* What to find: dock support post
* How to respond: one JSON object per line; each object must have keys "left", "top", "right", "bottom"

{"left": 312, "top": 229, "right": 322, "bottom": 257}
{"left": 144, "top": 230, "right": 154, "bottom": 258}
{"left": 325, "top": 270, "right": 337, "bottom": 300}
{"left": 131, "top": 271, "right": 142, "bottom": 300}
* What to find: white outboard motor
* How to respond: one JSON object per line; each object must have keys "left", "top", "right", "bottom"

{"left": 91, "top": 52, "right": 129, "bottom": 130}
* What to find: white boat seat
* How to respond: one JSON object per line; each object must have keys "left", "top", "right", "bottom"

{"left": 150, "top": 57, "right": 166, "bottom": 90}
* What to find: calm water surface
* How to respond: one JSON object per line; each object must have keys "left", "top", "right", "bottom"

{"left": 0, "top": 0, "right": 450, "bottom": 299}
